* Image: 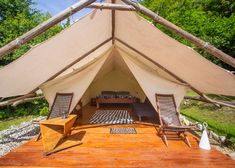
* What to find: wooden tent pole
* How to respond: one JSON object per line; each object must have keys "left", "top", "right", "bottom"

{"left": 12, "top": 96, "right": 44, "bottom": 107}
{"left": 184, "top": 96, "right": 235, "bottom": 108}
{"left": 201, "top": 95, "right": 235, "bottom": 108}
{"left": 0, "top": 93, "right": 36, "bottom": 107}
{"left": 0, "top": 0, "right": 96, "bottom": 59}
{"left": 88, "top": 2, "right": 136, "bottom": 11}
{"left": 115, "top": 37, "right": 221, "bottom": 107}
{"left": 121, "top": 0, "right": 235, "bottom": 68}
{"left": 112, "top": 0, "right": 116, "bottom": 44}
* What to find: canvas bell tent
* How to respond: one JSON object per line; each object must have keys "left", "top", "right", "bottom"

{"left": 0, "top": 0, "right": 235, "bottom": 111}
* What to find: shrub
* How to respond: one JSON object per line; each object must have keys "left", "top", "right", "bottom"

{"left": 39, "top": 106, "right": 49, "bottom": 116}
{"left": 0, "top": 98, "right": 49, "bottom": 120}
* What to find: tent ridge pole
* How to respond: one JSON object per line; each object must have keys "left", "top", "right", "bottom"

{"left": 0, "top": 0, "right": 96, "bottom": 59}
{"left": 121, "top": 0, "right": 235, "bottom": 68}
{"left": 88, "top": 3, "right": 136, "bottom": 11}
{"left": 111, "top": 0, "right": 116, "bottom": 44}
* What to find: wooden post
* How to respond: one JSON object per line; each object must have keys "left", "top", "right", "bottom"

{"left": 121, "top": 0, "right": 235, "bottom": 68}
{"left": 115, "top": 37, "right": 220, "bottom": 106}
{"left": 88, "top": 3, "right": 136, "bottom": 11}
{"left": 0, "top": 0, "right": 96, "bottom": 59}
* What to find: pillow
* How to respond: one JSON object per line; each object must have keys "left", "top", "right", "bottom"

{"left": 101, "top": 91, "right": 116, "bottom": 98}
{"left": 101, "top": 91, "right": 116, "bottom": 95}
{"left": 116, "top": 91, "right": 130, "bottom": 98}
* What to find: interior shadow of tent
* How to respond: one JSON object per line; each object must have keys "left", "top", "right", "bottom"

{"left": 44, "top": 131, "right": 86, "bottom": 156}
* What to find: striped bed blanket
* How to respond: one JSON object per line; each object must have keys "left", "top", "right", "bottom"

{"left": 89, "top": 110, "right": 133, "bottom": 124}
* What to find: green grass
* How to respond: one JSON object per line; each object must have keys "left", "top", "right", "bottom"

{"left": 0, "top": 115, "right": 38, "bottom": 131}
{"left": 181, "top": 96, "right": 235, "bottom": 143}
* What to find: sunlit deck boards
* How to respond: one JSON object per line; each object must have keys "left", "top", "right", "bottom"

{"left": 0, "top": 106, "right": 234, "bottom": 167}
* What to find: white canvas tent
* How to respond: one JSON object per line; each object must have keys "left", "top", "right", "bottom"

{"left": 0, "top": 0, "right": 234, "bottom": 110}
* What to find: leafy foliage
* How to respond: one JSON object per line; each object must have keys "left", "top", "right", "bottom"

{"left": 39, "top": 106, "right": 49, "bottom": 116}
{"left": 0, "top": 98, "right": 48, "bottom": 119}
{"left": 142, "top": 0, "right": 235, "bottom": 70}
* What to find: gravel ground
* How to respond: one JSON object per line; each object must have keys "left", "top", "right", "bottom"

{"left": 0, "top": 116, "right": 46, "bottom": 157}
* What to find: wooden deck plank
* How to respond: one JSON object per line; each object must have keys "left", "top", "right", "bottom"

{"left": 0, "top": 106, "right": 234, "bottom": 167}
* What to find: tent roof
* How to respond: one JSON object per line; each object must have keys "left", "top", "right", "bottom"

{"left": 0, "top": 0, "right": 234, "bottom": 98}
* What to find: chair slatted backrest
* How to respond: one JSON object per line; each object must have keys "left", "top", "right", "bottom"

{"left": 156, "top": 94, "right": 181, "bottom": 126}
{"left": 47, "top": 93, "right": 74, "bottom": 119}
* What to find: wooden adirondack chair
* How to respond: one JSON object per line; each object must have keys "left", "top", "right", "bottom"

{"left": 35, "top": 93, "right": 74, "bottom": 141}
{"left": 155, "top": 94, "right": 193, "bottom": 147}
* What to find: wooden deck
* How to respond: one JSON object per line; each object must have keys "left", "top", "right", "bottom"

{"left": 0, "top": 106, "right": 234, "bottom": 167}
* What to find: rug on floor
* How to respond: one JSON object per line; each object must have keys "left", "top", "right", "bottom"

{"left": 110, "top": 127, "right": 137, "bottom": 134}
{"left": 89, "top": 110, "right": 133, "bottom": 124}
